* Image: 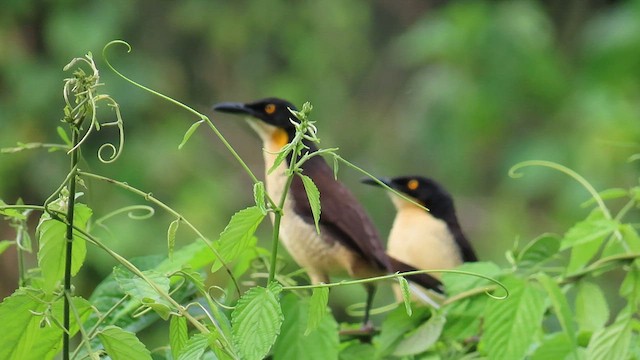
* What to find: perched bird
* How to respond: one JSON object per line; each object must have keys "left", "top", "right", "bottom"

{"left": 362, "top": 176, "right": 477, "bottom": 279}
{"left": 213, "top": 98, "right": 443, "bottom": 323}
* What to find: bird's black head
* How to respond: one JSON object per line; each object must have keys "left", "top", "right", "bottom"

{"left": 213, "top": 97, "right": 298, "bottom": 130}
{"left": 362, "top": 175, "right": 455, "bottom": 219}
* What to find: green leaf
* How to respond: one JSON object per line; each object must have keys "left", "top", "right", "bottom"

{"left": 517, "top": 233, "right": 560, "bottom": 269}
{"left": 178, "top": 119, "right": 204, "bottom": 149}
{"left": 620, "top": 266, "right": 640, "bottom": 308}
{"left": 299, "top": 174, "right": 321, "bottom": 234}
{"left": 268, "top": 143, "right": 293, "bottom": 174}
{"left": 253, "top": 181, "right": 268, "bottom": 215}
{"left": 113, "top": 267, "right": 172, "bottom": 318}
{"left": 374, "top": 306, "right": 431, "bottom": 358}
{"left": 561, "top": 208, "right": 618, "bottom": 250}
{"left": 177, "top": 333, "right": 209, "bottom": 360}
{"left": 273, "top": 293, "right": 339, "bottom": 360}
{"left": 170, "top": 316, "right": 189, "bottom": 359}
{"left": 480, "top": 276, "right": 547, "bottom": 360}
{"left": 536, "top": 273, "right": 576, "bottom": 346}
{"left": 56, "top": 126, "right": 72, "bottom": 147}
{"left": 575, "top": 281, "right": 609, "bottom": 333}
{"left": 0, "top": 240, "right": 14, "bottom": 255}
{"left": 36, "top": 203, "right": 91, "bottom": 292}
{"left": 398, "top": 276, "right": 412, "bottom": 316}
{"left": 531, "top": 332, "right": 574, "bottom": 360}
{"left": 167, "top": 218, "right": 180, "bottom": 260}
{"left": 0, "top": 200, "right": 26, "bottom": 219}
{"left": 587, "top": 309, "right": 633, "bottom": 360}
{"left": 232, "top": 284, "right": 283, "bottom": 360}
{"left": 339, "top": 342, "right": 375, "bottom": 360}
{"left": 392, "top": 312, "right": 445, "bottom": 356}
{"left": 306, "top": 287, "right": 329, "bottom": 335}
{"left": 97, "top": 325, "right": 152, "bottom": 360}
{"left": 211, "top": 206, "right": 265, "bottom": 273}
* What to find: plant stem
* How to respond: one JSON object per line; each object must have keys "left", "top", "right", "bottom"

{"left": 63, "top": 129, "right": 80, "bottom": 360}
{"left": 268, "top": 173, "right": 295, "bottom": 283}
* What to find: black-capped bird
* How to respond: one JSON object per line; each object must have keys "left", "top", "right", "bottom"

{"left": 362, "top": 176, "right": 477, "bottom": 279}
{"left": 213, "top": 98, "right": 443, "bottom": 324}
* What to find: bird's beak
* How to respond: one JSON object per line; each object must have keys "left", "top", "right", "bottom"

{"left": 361, "top": 177, "right": 394, "bottom": 189}
{"left": 212, "top": 102, "right": 258, "bottom": 117}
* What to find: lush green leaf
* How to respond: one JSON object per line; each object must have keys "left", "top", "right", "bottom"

{"left": 232, "top": 284, "right": 283, "bottom": 360}
{"left": 339, "top": 341, "right": 375, "bottom": 360}
{"left": 299, "top": 174, "right": 321, "bottom": 234}
{"left": 517, "top": 233, "right": 560, "bottom": 269}
{"left": 36, "top": 203, "right": 91, "bottom": 292}
{"left": 170, "top": 316, "right": 189, "bottom": 359}
{"left": 177, "top": 333, "right": 209, "bottom": 360}
{"left": 98, "top": 325, "right": 152, "bottom": 360}
{"left": 113, "top": 267, "right": 172, "bottom": 318}
{"left": 211, "top": 206, "right": 265, "bottom": 273}
{"left": 530, "top": 332, "right": 575, "bottom": 360}
{"left": 480, "top": 276, "right": 546, "bottom": 359}
{"left": 587, "top": 309, "right": 633, "bottom": 360}
{"left": 561, "top": 208, "right": 618, "bottom": 250}
{"left": 273, "top": 293, "right": 339, "bottom": 360}
{"left": 392, "top": 312, "right": 445, "bottom": 356}
{"left": 575, "top": 281, "right": 609, "bottom": 333}
{"left": 178, "top": 119, "right": 204, "bottom": 149}
{"left": 306, "top": 286, "right": 329, "bottom": 335}
{"left": 374, "top": 306, "right": 430, "bottom": 358}
{"left": 620, "top": 265, "right": 640, "bottom": 308}
{"left": 536, "top": 273, "right": 576, "bottom": 347}
{"left": 253, "top": 181, "right": 267, "bottom": 215}
{"left": 441, "top": 261, "right": 501, "bottom": 295}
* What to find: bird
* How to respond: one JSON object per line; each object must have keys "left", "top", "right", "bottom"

{"left": 213, "top": 98, "right": 443, "bottom": 324}
{"left": 361, "top": 176, "right": 477, "bottom": 280}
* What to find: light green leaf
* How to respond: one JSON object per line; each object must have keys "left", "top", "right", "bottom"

{"left": 398, "top": 276, "right": 412, "bottom": 316}
{"left": 56, "top": 126, "right": 72, "bottom": 147}
{"left": 581, "top": 188, "right": 629, "bottom": 207}
{"left": 253, "top": 181, "right": 268, "bottom": 215}
{"left": 392, "top": 312, "right": 445, "bottom": 356}
{"left": 587, "top": 309, "right": 633, "bottom": 360}
{"left": 480, "top": 276, "right": 546, "bottom": 360}
{"left": 177, "top": 333, "right": 209, "bottom": 360}
{"left": 299, "top": 174, "right": 321, "bottom": 234}
{"left": 97, "top": 325, "right": 152, "bottom": 360}
{"left": 306, "top": 287, "right": 329, "bottom": 335}
{"left": 517, "top": 233, "right": 560, "bottom": 269}
{"left": 211, "top": 206, "right": 265, "bottom": 273}
{"left": 575, "top": 281, "right": 609, "bottom": 333}
{"left": 273, "top": 293, "right": 339, "bottom": 360}
{"left": 374, "top": 306, "right": 430, "bottom": 358}
{"left": 167, "top": 218, "right": 179, "bottom": 260}
{"left": 113, "top": 267, "right": 172, "bottom": 317}
{"left": 531, "top": 332, "right": 574, "bottom": 360}
{"left": 620, "top": 266, "right": 640, "bottom": 308}
{"left": 0, "top": 240, "right": 14, "bottom": 255}
{"left": 232, "top": 285, "right": 283, "bottom": 360}
{"left": 561, "top": 208, "right": 618, "bottom": 250}
{"left": 0, "top": 200, "right": 26, "bottom": 219}
{"left": 268, "top": 143, "right": 293, "bottom": 174}
{"left": 339, "top": 342, "right": 375, "bottom": 360}
{"left": 441, "top": 261, "right": 501, "bottom": 295}
{"left": 170, "top": 316, "right": 189, "bottom": 359}
{"left": 37, "top": 203, "right": 91, "bottom": 292}
{"left": 178, "top": 119, "right": 204, "bottom": 149}
{"left": 536, "top": 273, "right": 576, "bottom": 346}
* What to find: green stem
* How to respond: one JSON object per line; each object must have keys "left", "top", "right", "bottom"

{"left": 268, "top": 174, "right": 295, "bottom": 283}
{"left": 63, "top": 129, "right": 80, "bottom": 360}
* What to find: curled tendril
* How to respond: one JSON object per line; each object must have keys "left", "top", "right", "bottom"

{"left": 207, "top": 286, "right": 236, "bottom": 310}
{"left": 94, "top": 205, "right": 155, "bottom": 229}
{"left": 63, "top": 52, "right": 125, "bottom": 164}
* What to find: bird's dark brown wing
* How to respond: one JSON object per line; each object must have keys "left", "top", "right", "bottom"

{"left": 289, "top": 154, "right": 391, "bottom": 272}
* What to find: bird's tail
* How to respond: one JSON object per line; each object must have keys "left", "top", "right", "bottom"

{"left": 387, "top": 256, "right": 444, "bottom": 294}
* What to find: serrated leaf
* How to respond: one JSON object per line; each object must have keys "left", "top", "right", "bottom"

{"left": 398, "top": 276, "right": 412, "bottom": 316}
{"left": 178, "top": 119, "right": 204, "bottom": 149}
{"left": 299, "top": 174, "right": 321, "bottom": 234}
{"left": 392, "top": 312, "right": 445, "bottom": 356}
{"left": 0, "top": 240, "right": 14, "bottom": 255}
{"left": 170, "top": 316, "right": 189, "bottom": 359}
{"left": 232, "top": 285, "right": 283, "bottom": 360}
{"left": 561, "top": 209, "right": 618, "bottom": 250}
{"left": 98, "top": 325, "right": 152, "bottom": 360}
{"left": 167, "top": 219, "right": 179, "bottom": 260}
{"left": 113, "top": 267, "right": 172, "bottom": 315}
{"left": 268, "top": 143, "right": 293, "bottom": 174}
{"left": 177, "top": 333, "right": 209, "bottom": 360}
{"left": 306, "top": 287, "right": 329, "bottom": 335}
{"left": 56, "top": 126, "right": 72, "bottom": 147}
{"left": 480, "top": 276, "right": 546, "bottom": 360}
{"left": 576, "top": 281, "right": 609, "bottom": 333}
{"left": 253, "top": 181, "right": 268, "bottom": 215}
{"left": 273, "top": 293, "right": 339, "bottom": 360}
{"left": 536, "top": 273, "right": 576, "bottom": 347}
{"left": 517, "top": 234, "right": 560, "bottom": 269}
{"left": 211, "top": 206, "right": 265, "bottom": 273}
{"left": 587, "top": 309, "right": 633, "bottom": 360}
{"left": 374, "top": 306, "right": 430, "bottom": 358}
{"left": 531, "top": 332, "right": 574, "bottom": 360}
{"left": 37, "top": 203, "right": 91, "bottom": 292}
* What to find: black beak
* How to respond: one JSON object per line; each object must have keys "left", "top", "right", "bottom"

{"left": 361, "top": 177, "right": 393, "bottom": 188}
{"left": 212, "top": 102, "right": 257, "bottom": 117}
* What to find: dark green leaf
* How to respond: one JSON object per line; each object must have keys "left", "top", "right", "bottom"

{"left": 299, "top": 174, "right": 321, "bottom": 234}
{"left": 211, "top": 206, "right": 265, "bottom": 273}
{"left": 232, "top": 285, "right": 283, "bottom": 360}
{"left": 306, "top": 287, "right": 329, "bottom": 335}
{"left": 272, "top": 293, "right": 339, "bottom": 360}
{"left": 98, "top": 325, "right": 152, "bottom": 360}
{"left": 392, "top": 312, "right": 445, "bottom": 356}
{"left": 339, "top": 342, "right": 375, "bottom": 360}
{"left": 480, "top": 276, "right": 546, "bottom": 359}
{"left": 170, "top": 316, "right": 189, "bottom": 359}
{"left": 517, "top": 233, "right": 560, "bottom": 269}
{"left": 374, "top": 306, "right": 430, "bottom": 358}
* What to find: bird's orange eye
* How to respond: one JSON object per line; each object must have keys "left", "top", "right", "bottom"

{"left": 265, "top": 103, "right": 276, "bottom": 114}
{"left": 407, "top": 179, "right": 419, "bottom": 190}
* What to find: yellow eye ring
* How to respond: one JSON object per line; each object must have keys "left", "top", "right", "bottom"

{"left": 265, "top": 103, "right": 276, "bottom": 115}
{"left": 407, "top": 179, "right": 419, "bottom": 191}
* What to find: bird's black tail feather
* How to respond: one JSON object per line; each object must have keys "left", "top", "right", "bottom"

{"left": 388, "top": 256, "right": 444, "bottom": 294}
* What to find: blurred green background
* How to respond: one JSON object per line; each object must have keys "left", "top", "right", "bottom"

{"left": 1, "top": 0, "right": 639, "bottom": 316}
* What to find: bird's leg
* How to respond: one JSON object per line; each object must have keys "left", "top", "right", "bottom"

{"left": 362, "top": 284, "right": 376, "bottom": 329}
